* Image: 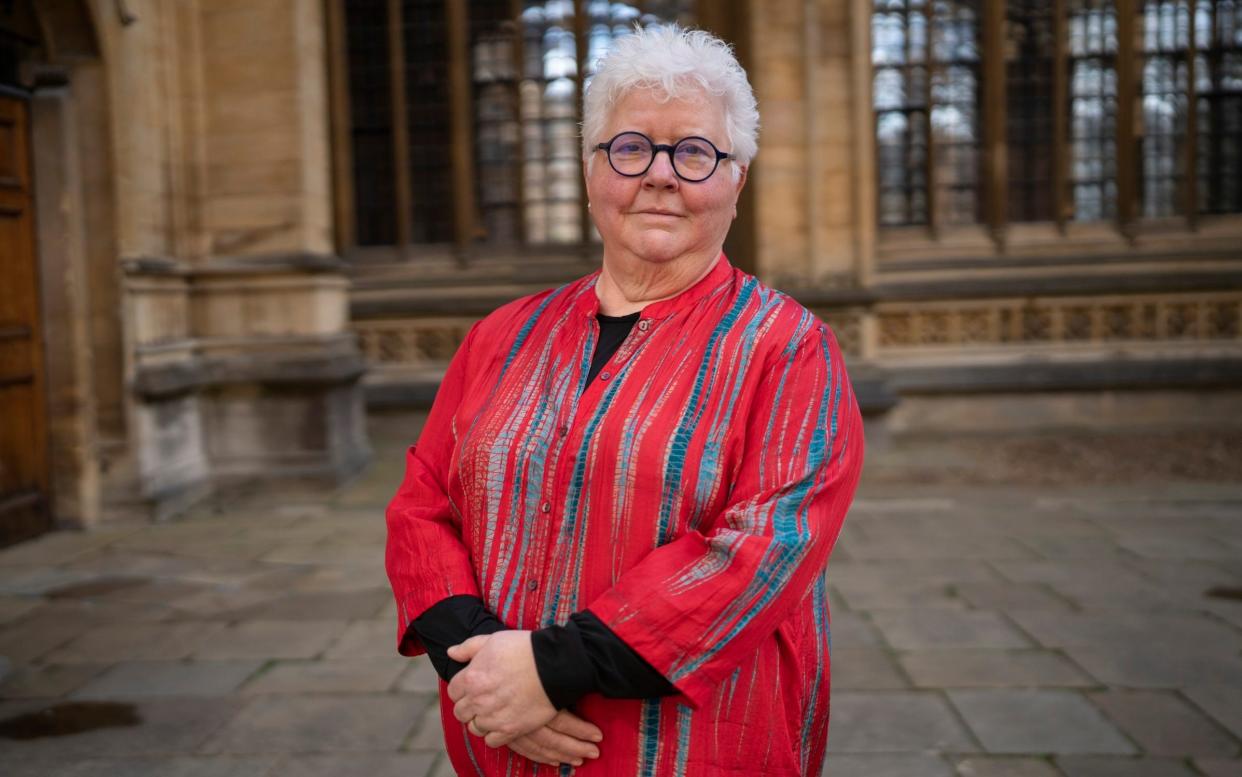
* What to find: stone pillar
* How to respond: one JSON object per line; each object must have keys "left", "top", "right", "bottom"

{"left": 746, "top": 0, "right": 870, "bottom": 292}
{"left": 30, "top": 77, "right": 101, "bottom": 528}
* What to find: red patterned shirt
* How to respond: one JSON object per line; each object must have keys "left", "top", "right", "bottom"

{"left": 385, "top": 254, "right": 864, "bottom": 776}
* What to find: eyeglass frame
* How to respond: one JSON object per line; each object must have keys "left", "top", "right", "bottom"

{"left": 594, "top": 131, "right": 735, "bottom": 183}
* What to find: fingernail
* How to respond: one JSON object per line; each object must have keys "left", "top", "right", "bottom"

{"left": 587, "top": 749, "right": 599, "bottom": 758}
{"left": 572, "top": 759, "right": 583, "bottom": 766}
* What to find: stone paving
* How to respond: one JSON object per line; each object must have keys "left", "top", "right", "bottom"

{"left": 0, "top": 413, "right": 1239, "bottom": 776}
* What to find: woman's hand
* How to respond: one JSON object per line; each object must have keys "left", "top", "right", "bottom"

{"left": 446, "top": 630, "right": 558, "bottom": 747}
{"left": 507, "top": 709, "right": 603, "bottom": 766}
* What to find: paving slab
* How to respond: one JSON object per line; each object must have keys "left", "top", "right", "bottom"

{"left": 870, "top": 610, "right": 1033, "bottom": 650}
{"left": 951, "top": 756, "right": 1062, "bottom": 776}
{"left": 951, "top": 582, "right": 1076, "bottom": 612}
{"left": 218, "top": 589, "right": 390, "bottom": 621}
{"left": 1184, "top": 682, "right": 1242, "bottom": 740}
{"left": 193, "top": 619, "right": 349, "bottom": 660}
{"left": 831, "top": 648, "right": 910, "bottom": 689}
{"left": 1087, "top": 690, "right": 1239, "bottom": 757}
{"left": 70, "top": 661, "right": 263, "bottom": 699}
{"left": 1005, "top": 610, "right": 1242, "bottom": 652}
{"left": 397, "top": 657, "right": 440, "bottom": 694}
{"left": 1196, "top": 758, "right": 1242, "bottom": 776}
{"left": 1054, "top": 756, "right": 1199, "bottom": 776}
{"left": 265, "top": 752, "right": 439, "bottom": 777}
{"left": 200, "top": 694, "right": 425, "bottom": 754}
{"left": 899, "top": 649, "right": 1094, "bottom": 688}
{"left": 0, "top": 696, "right": 246, "bottom": 761}
{"left": 821, "top": 753, "right": 955, "bottom": 776}
{"left": 827, "top": 611, "right": 884, "bottom": 648}
{"left": 1065, "top": 645, "right": 1242, "bottom": 688}
{"left": 826, "top": 691, "right": 976, "bottom": 753}
{"left": 45, "top": 622, "right": 225, "bottom": 664}
{"left": 0, "top": 662, "right": 108, "bottom": 699}
{"left": 324, "top": 619, "right": 400, "bottom": 659}
{"left": 947, "top": 690, "right": 1134, "bottom": 755}
{"left": 54, "top": 755, "right": 280, "bottom": 777}
{"left": 0, "top": 595, "right": 40, "bottom": 624}
{"left": 239, "top": 658, "right": 407, "bottom": 694}
{"left": 407, "top": 697, "right": 448, "bottom": 751}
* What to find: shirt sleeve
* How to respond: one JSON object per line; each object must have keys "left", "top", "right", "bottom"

{"left": 385, "top": 321, "right": 485, "bottom": 657}
{"left": 412, "top": 595, "right": 507, "bottom": 682}
{"left": 531, "top": 610, "right": 676, "bottom": 709}
{"left": 584, "top": 323, "right": 865, "bottom": 709}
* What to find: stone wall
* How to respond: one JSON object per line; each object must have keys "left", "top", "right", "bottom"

{"left": 24, "top": 0, "right": 368, "bottom": 526}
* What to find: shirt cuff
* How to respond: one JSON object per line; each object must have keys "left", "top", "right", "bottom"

{"left": 531, "top": 611, "right": 675, "bottom": 710}
{"left": 410, "top": 594, "right": 505, "bottom": 682}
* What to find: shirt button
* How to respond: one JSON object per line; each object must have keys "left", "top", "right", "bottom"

{"left": 540, "top": 501, "right": 551, "bottom": 513}
{"left": 600, "top": 370, "right": 611, "bottom": 381}
{"left": 527, "top": 580, "right": 539, "bottom": 592}
{"left": 637, "top": 319, "right": 650, "bottom": 332}
{"left": 557, "top": 424, "right": 568, "bottom": 437}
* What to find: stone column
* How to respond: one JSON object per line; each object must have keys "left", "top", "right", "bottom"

{"left": 30, "top": 76, "right": 101, "bottom": 528}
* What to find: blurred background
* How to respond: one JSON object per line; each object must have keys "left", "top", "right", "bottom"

{"left": 0, "top": 1, "right": 1240, "bottom": 776}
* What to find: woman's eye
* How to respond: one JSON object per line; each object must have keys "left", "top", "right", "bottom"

{"left": 678, "top": 143, "right": 709, "bottom": 157}
{"left": 616, "top": 143, "right": 646, "bottom": 155}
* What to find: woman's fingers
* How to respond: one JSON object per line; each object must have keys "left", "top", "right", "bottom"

{"left": 447, "top": 634, "right": 491, "bottom": 662}
{"left": 508, "top": 736, "right": 559, "bottom": 765}
{"left": 546, "top": 709, "right": 604, "bottom": 743}
{"left": 525, "top": 725, "right": 600, "bottom": 763}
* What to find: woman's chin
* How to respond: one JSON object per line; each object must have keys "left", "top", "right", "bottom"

{"left": 628, "top": 234, "right": 694, "bottom": 265}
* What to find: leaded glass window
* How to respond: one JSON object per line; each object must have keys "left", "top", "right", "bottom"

{"left": 1069, "top": 0, "right": 1119, "bottom": 222}
{"left": 1196, "top": 0, "right": 1242, "bottom": 214}
{"left": 873, "top": 0, "right": 981, "bottom": 228}
{"left": 1006, "top": 0, "right": 1057, "bottom": 222}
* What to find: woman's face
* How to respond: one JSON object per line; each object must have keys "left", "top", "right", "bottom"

{"left": 585, "top": 89, "right": 747, "bottom": 268}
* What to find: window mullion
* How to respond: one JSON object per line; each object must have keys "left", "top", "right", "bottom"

{"left": 983, "top": 0, "right": 1007, "bottom": 246}
{"left": 1052, "top": 0, "right": 1069, "bottom": 230}
{"left": 510, "top": 0, "right": 528, "bottom": 245}
{"left": 387, "top": 0, "right": 414, "bottom": 255}
{"left": 574, "top": 0, "right": 589, "bottom": 251}
{"left": 1185, "top": 0, "right": 1199, "bottom": 226}
{"left": 446, "top": 0, "right": 477, "bottom": 262}
{"left": 1115, "top": 0, "right": 1138, "bottom": 234}
{"left": 326, "top": 0, "right": 356, "bottom": 254}
{"left": 923, "top": 0, "right": 938, "bottom": 238}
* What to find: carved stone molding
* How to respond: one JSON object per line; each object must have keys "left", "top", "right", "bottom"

{"left": 875, "top": 292, "right": 1242, "bottom": 350}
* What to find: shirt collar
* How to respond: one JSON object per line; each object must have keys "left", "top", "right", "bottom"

{"left": 571, "top": 252, "right": 733, "bottom": 321}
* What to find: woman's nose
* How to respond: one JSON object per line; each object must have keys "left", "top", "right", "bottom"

{"left": 643, "top": 150, "right": 679, "bottom": 188}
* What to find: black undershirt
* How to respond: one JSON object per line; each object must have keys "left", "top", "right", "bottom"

{"left": 409, "top": 309, "right": 675, "bottom": 709}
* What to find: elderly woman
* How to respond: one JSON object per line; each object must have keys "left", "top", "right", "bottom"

{"left": 385, "top": 25, "right": 863, "bottom": 776}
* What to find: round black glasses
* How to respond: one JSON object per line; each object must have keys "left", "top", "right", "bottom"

{"left": 595, "top": 131, "right": 734, "bottom": 182}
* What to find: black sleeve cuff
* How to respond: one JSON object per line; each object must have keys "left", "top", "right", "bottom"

{"left": 410, "top": 594, "right": 506, "bottom": 683}
{"left": 575, "top": 610, "right": 675, "bottom": 700}
{"left": 531, "top": 618, "right": 597, "bottom": 710}
{"left": 530, "top": 610, "right": 675, "bottom": 709}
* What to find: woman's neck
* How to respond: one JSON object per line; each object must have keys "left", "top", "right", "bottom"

{"left": 595, "top": 250, "right": 720, "bottom": 316}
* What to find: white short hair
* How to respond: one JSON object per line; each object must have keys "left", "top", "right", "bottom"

{"left": 581, "top": 25, "right": 759, "bottom": 179}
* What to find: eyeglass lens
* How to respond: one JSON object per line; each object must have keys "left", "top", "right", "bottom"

{"left": 607, "top": 133, "right": 720, "bottom": 181}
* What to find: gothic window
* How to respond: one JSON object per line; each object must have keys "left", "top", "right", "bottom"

{"left": 874, "top": 0, "right": 1242, "bottom": 238}
{"left": 332, "top": 0, "right": 694, "bottom": 257}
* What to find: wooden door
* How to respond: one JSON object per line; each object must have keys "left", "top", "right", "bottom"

{"left": 0, "top": 90, "right": 51, "bottom": 548}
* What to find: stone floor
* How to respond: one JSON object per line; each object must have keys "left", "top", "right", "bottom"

{"left": 1, "top": 413, "right": 1240, "bottom": 776}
